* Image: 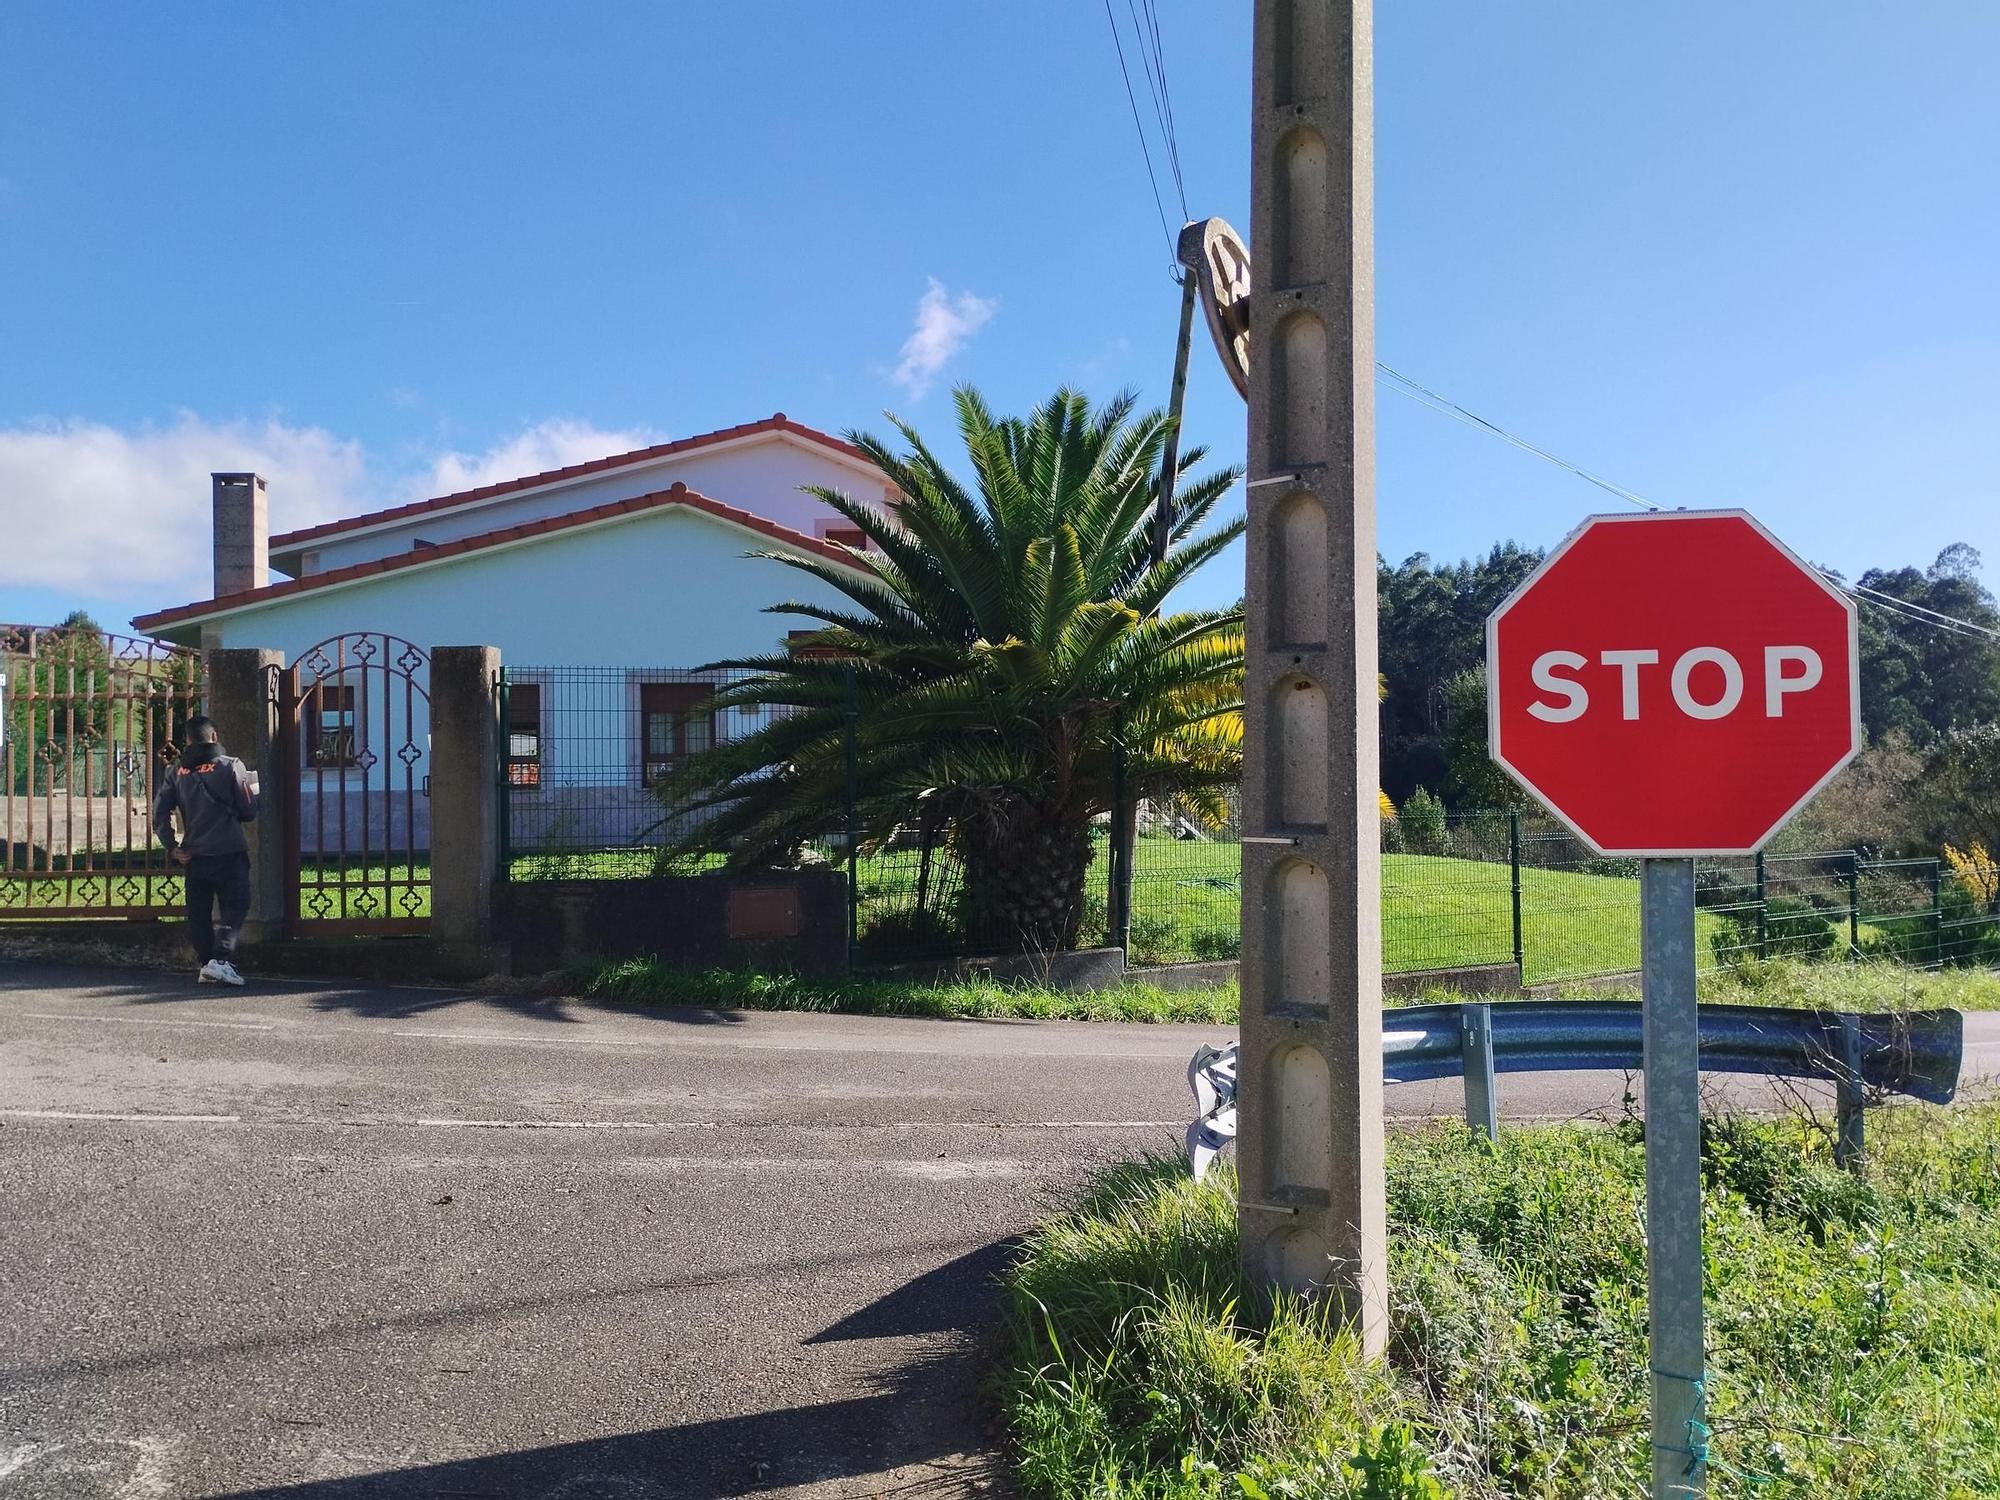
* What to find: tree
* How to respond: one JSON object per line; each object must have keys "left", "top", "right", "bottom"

{"left": 1848, "top": 545, "right": 2000, "bottom": 744}
{"left": 4, "top": 611, "right": 111, "bottom": 795}
{"left": 1929, "top": 722, "right": 2000, "bottom": 870}
{"left": 1377, "top": 543, "right": 1541, "bottom": 799}
{"left": 661, "top": 387, "right": 1245, "bottom": 952}
{"left": 1439, "top": 664, "right": 1526, "bottom": 809}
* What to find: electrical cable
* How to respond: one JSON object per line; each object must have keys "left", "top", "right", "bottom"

{"left": 1102, "top": 0, "right": 1177, "bottom": 265}
{"left": 1373, "top": 364, "right": 2000, "bottom": 646}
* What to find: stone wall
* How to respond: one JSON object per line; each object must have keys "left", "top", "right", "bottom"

{"left": 498, "top": 869, "right": 848, "bottom": 975}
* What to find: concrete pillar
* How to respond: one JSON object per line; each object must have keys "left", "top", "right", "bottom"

{"left": 212, "top": 473, "right": 268, "bottom": 597}
{"left": 203, "top": 648, "right": 284, "bottom": 944}
{"left": 429, "top": 646, "right": 501, "bottom": 955}
{"left": 1237, "top": 0, "right": 1388, "bottom": 1352}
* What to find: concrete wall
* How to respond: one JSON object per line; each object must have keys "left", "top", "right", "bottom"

{"left": 302, "top": 433, "right": 896, "bottom": 575}
{"left": 498, "top": 869, "right": 848, "bottom": 975}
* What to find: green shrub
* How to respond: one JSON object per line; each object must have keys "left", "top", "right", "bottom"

{"left": 1398, "top": 788, "right": 1449, "bottom": 858}
{"left": 1127, "top": 913, "right": 1180, "bottom": 965}
{"left": 1710, "top": 894, "right": 1840, "bottom": 965}
{"left": 1189, "top": 928, "right": 1241, "bottom": 961}
{"left": 857, "top": 907, "right": 961, "bottom": 955}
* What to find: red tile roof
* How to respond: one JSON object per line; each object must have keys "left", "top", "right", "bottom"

{"left": 132, "top": 482, "right": 869, "bottom": 635}
{"left": 268, "top": 413, "right": 873, "bottom": 551}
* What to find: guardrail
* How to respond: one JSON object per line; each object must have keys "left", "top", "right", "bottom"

{"left": 1188, "top": 1001, "right": 1964, "bottom": 1177}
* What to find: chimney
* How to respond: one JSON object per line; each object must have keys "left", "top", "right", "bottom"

{"left": 212, "top": 472, "right": 268, "bottom": 597}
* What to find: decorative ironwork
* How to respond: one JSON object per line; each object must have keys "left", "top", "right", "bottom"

{"left": 0, "top": 623, "right": 204, "bottom": 921}
{"left": 281, "top": 634, "right": 431, "bottom": 936}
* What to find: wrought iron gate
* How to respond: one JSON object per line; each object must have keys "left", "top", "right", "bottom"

{"left": 0, "top": 623, "right": 205, "bottom": 919}
{"left": 281, "top": 634, "right": 431, "bottom": 934}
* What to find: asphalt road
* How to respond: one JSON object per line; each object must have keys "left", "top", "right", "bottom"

{"left": 2, "top": 963, "right": 1994, "bottom": 1500}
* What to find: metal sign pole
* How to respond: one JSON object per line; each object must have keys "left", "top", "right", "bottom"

{"left": 1641, "top": 857, "right": 1706, "bottom": 1498}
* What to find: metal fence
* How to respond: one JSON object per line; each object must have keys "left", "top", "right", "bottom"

{"left": 495, "top": 665, "right": 2000, "bottom": 980}
{"left": 1, "top": 624, "right": 204, "bottom": 919}
{"left": 499, "top": 666, "right": 789, "bottom": 880}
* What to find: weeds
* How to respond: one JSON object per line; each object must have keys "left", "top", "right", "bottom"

{"left": 1002, "top": 1106, "right": 2000, "bottom": 1498}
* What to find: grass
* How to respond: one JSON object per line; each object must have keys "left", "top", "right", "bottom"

{"left": 1002, "top": 1099, "right": 2000, "bottom": 1499}
{"left": 568, "top": 957, "right": 1241, "bottom": 1024}
{"left": 564, "top": 955, "right": 2000, "bottom": 1022}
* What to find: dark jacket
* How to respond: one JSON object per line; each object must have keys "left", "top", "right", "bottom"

{"left": 153, "top": 742, "right": 259, "bottom": 857}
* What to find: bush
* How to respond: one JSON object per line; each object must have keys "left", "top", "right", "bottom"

{"left": 1126, "top": 913, "right": 1179, "bottom": 965}
{"left": 857, "top": 907, "right": 961, "bottom": 955}
{"left": 1189, "top": 928, "right": 1241, "bottom": 961}
{"left": 1397, "top": 787, "right": 1449, "bottom": 858}
{"left": 1710, "top": 893, "right": 1840, "bottom": 965}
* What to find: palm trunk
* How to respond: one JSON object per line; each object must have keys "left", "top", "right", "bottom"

{"left": 956, "top": 801, "right": 1095, "bottom": 953}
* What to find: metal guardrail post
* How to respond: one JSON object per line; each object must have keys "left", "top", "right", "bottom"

{"left": 1834, "top": 1011, "right": 1866, "bottom": 1172}
{"left": 1507, "top": 812, "right": 1524, "bottom": 975}
{"left": 1460, "top": 1002, "right": 1498, "bottom": 1142}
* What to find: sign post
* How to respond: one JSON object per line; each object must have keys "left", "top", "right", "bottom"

{"left": 1487, "top": 508, "right": 1861, "bottom": 1496}
{"left": 1640, "top": 857, "right": 1704, "bottom": 1495}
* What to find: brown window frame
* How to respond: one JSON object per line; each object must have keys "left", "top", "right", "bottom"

{"left": 787, "top": 628, "right": 850, "bottom": 661}
{"left": 306, "top": 685, "right": 358, "bottom": 769}
{"left": 824, "top": 524, "right": 868, "bottom": 551}
{"left": 640, "top": 683, "right": 715, "bottom": 785}
{"left": 506, "top": 681, "right": 543, "bottom": 789}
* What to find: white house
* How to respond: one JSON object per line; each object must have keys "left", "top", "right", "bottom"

{"left": 131, "top": 414, "right": 890, "bottom": 856}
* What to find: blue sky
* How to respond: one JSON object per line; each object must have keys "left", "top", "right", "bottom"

{"left": 2, "top": 2, "right": 1996, "bottom": 633}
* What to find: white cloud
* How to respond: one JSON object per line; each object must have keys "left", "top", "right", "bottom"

{"left": 415, "top": 419, "right": 660, "bottom": 499}
{"left": 0, "top": 414, "right": 662, "bottom": 608}
{"left": 892, "top": 279, "right": 997, "bottom": 398}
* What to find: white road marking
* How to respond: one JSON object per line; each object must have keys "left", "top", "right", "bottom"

{"left": 390, "top": 1029, "right": 654, "bottom": 1048}
{"left": 1, "top": 1109, "right": 240, "bottom": 1123}
{"left": 415, "top": 1117, "right": 705, "bottom": 1130}
{"left": 22, "top": 1012, "right": 278, "bottom": 1031}
{"left": 413, "top": 1116, "right": 1181, "bottom": 1131}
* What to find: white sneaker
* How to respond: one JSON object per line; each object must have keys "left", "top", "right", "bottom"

{"left": 199, "top": 959, "right": 245, "bottom": 987}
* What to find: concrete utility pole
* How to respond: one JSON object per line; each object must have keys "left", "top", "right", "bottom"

{"left": 1236, "top": 0, "right": 1387, "bottom": 1351}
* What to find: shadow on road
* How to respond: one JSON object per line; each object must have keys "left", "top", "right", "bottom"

{"left": 194, "top": 1243, "right": 1017, "bottom": 1500}
{"left": 0, "top": 961, "right": 750, "bottom": 1028}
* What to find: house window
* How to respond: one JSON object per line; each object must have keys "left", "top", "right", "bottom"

{"left": 506, "top": 682, "right": 543, "bottom": 788}
{"left": 825, "top": 525, "right": 868, "bottom": 551}
{"left": 306, "top": 685, "right": 358, "bottom": 769}
{"left": 787, "top": 629, "right": 849, "bottom": 661}
{"left": 640, "top": 683, "right": 713, "bottom": 784}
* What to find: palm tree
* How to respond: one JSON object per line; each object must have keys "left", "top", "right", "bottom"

{"left": 661, "top": 385, "right": 1245, "bottom": 952}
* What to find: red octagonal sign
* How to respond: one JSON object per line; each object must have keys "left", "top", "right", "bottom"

{"left": 1487, "top": 510, "right": 1860, "bottom": 856}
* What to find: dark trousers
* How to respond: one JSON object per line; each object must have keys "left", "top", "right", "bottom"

{"left": 185, "top": 852, "right": 251, "bottom": 963}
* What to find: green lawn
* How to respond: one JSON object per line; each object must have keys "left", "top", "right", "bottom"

{"left": 1124, "top": 839, "right": 1728, "bottom": 981}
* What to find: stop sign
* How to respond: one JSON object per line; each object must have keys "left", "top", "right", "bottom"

{"left": 1487, "top": 510, "right": 1860, "bottom": 855}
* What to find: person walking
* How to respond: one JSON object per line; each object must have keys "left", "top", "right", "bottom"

{"left": 152, "top": 715, "right": 261, "bottom": 986}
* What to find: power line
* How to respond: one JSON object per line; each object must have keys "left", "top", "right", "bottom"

{"left": 1373, "top": 362, "right": 2000, "bottom": 648}
{"left": 1127, "top": 0, "right": 1187, "bottom": 220}
{"left": 1844, "top": 583, "right": 2000, "bottom": 644}
{"left": 1101, "top": 0, "right": 1177, "bottom": 265}
{"left": 1375, "top": 363, "right": 1663, "bottom": 513}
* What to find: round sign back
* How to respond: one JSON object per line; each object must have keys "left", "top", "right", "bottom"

{"left": 1179, "top": 217, "right": 1250, "bottom": 400}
